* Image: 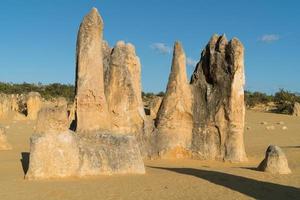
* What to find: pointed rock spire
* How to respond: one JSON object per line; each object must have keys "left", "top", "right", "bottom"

{"left": 74, "top": 8, "right": 111, "bottom": 133}
{"left": 155, "top": 41, "right": 193, "bottom": 159}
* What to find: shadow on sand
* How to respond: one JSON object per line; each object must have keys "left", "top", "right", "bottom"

{"left": 150, "top": 167, "right": 300, "bottom": 200}
{"left": 20, "top": 152, "right": 30, "bottom": 177}
{"left": 281, "top": 145, "right": 300, "bottom": 149}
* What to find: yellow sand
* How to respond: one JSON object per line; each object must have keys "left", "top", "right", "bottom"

{"left": 0, "top": 110, "right": 299, "bottom": 200}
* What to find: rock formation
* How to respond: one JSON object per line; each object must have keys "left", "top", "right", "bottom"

{"left": 292, "top": 102, "right": 300, "bottom": 116}
{"left": 0, "top": 94, "right": 27, "bottom": 120}
{"left": 76, "top": 132, "right": 145, "bottom": 176}
{"left": 155, "top": 41, "right": 193, "bottom": 159}
{"left": 26, "top": 104, "right": 77, "bottom": 179}
{"left": 10, "top": 94, "right": 19, "bottom": 112}
{"left": 258, "top": 145, "right": 291, "bottom": 174}
{"left": 148, "top": 96, "right": 163, "bottom": 119}
{"left": 0, "top": 127, "right": 12, "bottom": 150}
{"left": 27, "top": 131, "right": 145, "bottom": 180}
{"left": 0, "top": 94, "right": 11, "bottom": 119}
{"left": 26, "top": 131, "right": 79, "bottom": 179}
{"left": 74, "top": 8, "right": 111, "bottom": 132}
{"left": 26, "top": 92, "right": 42, "bottom": 120}
{"left": 26, "top": 8, "right": 146, "bottom": 180}
{"left": 105, "top": 41, "right": 145, "bottom": 135}
{"left": 27, "top": 107, "right": 145, "bottom": 179}
{"left": 190, "top": 34, "right": 247, "bottom": 162}
{"left": 103, "top": 40, "right": 112, "bottom": 87}
{"left": 55, "top": 97, "right": 68, "bottom": 108}
{"left": 35, "top": 105, "right": 69, "bottom": 134}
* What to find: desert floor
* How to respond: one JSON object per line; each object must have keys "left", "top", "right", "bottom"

{"left": 0, "top": 110, "right": 299, "bottom": 200}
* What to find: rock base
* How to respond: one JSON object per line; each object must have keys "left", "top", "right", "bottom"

{"left": 77, "top": 132, "right": 145, "bottom": 176}
{"left": 26, "top": 131, "right": 145, "bottom": 180}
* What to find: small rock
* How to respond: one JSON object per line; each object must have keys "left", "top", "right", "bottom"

{"left": 261, "top": 121, "right": 268, "bottom": 125}
{"left": 246, "top": 127, "right": 251, "bottom": 130}
{"left": 258, "top": 145, "right": 291, "bottom": 174}
{"left": 277, "top": 121, "right": 284, "bottom": 125}
{"left": 282, "top": 126, "right": 288, "bottom": 130}
{"left": 266, "top": 126, "right": 275, "bottom": 130}
{"left": 5, "top": 125, "right": 10, "bottom": 129}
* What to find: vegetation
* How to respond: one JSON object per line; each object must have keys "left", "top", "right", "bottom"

{"left": 1, "top": 82, "right": 299, "bottom": 114}
{"left": 142, "top": 91, "right": 165, "bottom": 98}
{"left": 273, "top": 89, "right": 300, "bottom": 114}
{"left": 245, "top": 89, "right": 300, "bottom": 114}
{"left": 245, "top": 91, "right": 274, "bottom": 108}
{"left": 0, "top": 82, "right": 75, "bottom": 101}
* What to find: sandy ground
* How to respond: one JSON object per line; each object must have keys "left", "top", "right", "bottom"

{"left": 0, "top": 110, "right": 299, "bottom": 200}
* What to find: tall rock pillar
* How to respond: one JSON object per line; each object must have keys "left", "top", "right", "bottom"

{"left": 155, "top": 41, "right": 193, "bottom": 159}
{"left": 74, "top": 8, "right": 111, "bottom": 132}
{"left": 105, "top": 41, "right": 145, "bottom": 135}
{"left": 190, "top": 34, "right": 247, "bottom": 162}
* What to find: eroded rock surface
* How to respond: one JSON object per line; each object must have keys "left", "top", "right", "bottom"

{"left": 105, "top": 41, "right": 145, "bottom": 135}
{"left": 148, "top": 96, "right": 163, "bottom": 119}
{"left": 190, "top": 34, "right": 247, "bottom": 162}
{"left": 26, "top": 131, "right": 79, "bottom": 180}
{"left": 0, "top": 94, "right": 11, "bottom": 119}
{"left": 77, "top": 132, "right": 145, "bottom": 176}
{"left": 155, "top": 42, "right": 193, "bottom": 159}
{"left": 26, "top": 92, "right": 42, "bottom": 120}
{"left": 103, "top": 40, "right": 112, "bottom": 87}
{"left": 292, "top": 102, "right": 300, "bottom": 116}
{"left": 74, "top": 8, "right": 111, "bottom": 132}
{"left": 35, "top": 105, "right": 69, "bottom": 134}
{"left": 26, "top": 131, "right": 145, "bottom": 179}
{"left": 258, "top": 145, "right": 291, "bottom": 174}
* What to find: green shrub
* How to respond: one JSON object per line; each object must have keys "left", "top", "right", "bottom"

{"left": 245, "top": 90, "right": 273, "bottom": 108}
{"left": 273, "top": 89, "right": 300, "bottom": 114}
{"left": 0, "top": 82, "right": 75, "bottom": 102}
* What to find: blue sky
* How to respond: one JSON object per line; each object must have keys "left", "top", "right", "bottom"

{"left": 0, "top": 0, "right": 299, "bottom": 94}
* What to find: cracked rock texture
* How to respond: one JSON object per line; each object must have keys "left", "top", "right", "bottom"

{"left": 105, "top": 41, "right": 145, "bottom": 135}
{"left": 35, "top": 105, "right": 69, "bottom": 134}
{"left": 26, "top": 92, "right": 42, "bottom": 120}
{"left": 77, "top": 132, "right": 145, "bottom": 176}
{"left": 74, "top": 8, "right": 111, "bottom": 133}
{"left": 190, "top": 34, "right": 247, "bottom": 162}
{"left": 155, "top": 42, "right": 193, "bottom": 159}
{"left": 258, "top": 145, "right": 291, "bottom": 174}
{"left": 26, "top": 131, "right": 145, "bottom": 179}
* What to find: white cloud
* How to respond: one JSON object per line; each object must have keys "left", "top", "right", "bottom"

{"left": 260, "top": 34, "right": 280, "bottom": 43}
{"left": 150, "top": 43, "right": 171, "bottom": 54}
{"left": 186, "top": 57, "right": 198, "bottom": 67}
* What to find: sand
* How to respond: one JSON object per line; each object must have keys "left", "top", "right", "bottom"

{"left": 0, "top": 110, "right": 299, "bottom": 200}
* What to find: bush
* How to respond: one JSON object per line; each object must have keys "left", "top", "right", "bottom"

{"left": 0, "top": 82, "right": 75, "bottom": 102}
{"left": 245, "top": 91, "right": 273, "bottom": 108}
{"left": 157, "top": 91, "right": 165, "bottom": 97}
{"left": 273, "top": 89, "right": 300, "bottom": 114}
{"left": 245, "top": 89, "right": 300, "bottom": 114}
